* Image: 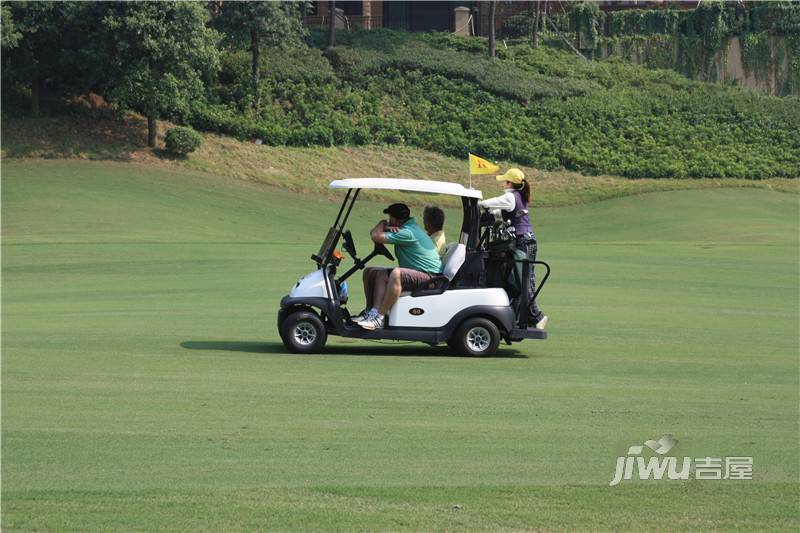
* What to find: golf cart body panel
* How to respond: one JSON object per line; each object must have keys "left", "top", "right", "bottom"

{"left": 389, "top": 288, "right": 509, "bottom": 328}
{"left": 284, "top": 267, "right": 512, "bottom": 331}
{"left": 289, "top": 269, "right": 328, "bottom": 299}
{"left": 278, "top": 178, "right": 549, "bottom": 355}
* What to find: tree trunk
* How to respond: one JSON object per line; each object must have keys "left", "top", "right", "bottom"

{"left": 532, "top": 1, "right": 541, "bottom": 48}
{"left": 544, "top": 0, "right": 549, "bottom": 34}
{"left": 251, "top": 28, "right": 260, "bottom": 111}
{"left": 328, "top": 0, "right": 336, "bottom": 48}
{"left": 31, "top": 72, "right": 40, "bottom": 117}
{"left": 147, "top": 115, "right": 157, "bottom": 148}
{"left": 489, "top": 1, "right": 497, "bottom": 59}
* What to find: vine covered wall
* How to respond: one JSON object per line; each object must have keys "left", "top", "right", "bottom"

{"left": 601, "top": 32, "right": 798, "bottom": 95}
{"left": 528, "top": 1, "right": 800, "bottom": 95}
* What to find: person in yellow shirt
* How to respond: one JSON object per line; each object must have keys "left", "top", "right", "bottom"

{"left": 423, "top": 205, "right": 446, "bottom": 258}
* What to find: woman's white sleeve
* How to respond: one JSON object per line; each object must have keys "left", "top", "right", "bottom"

{"left": 479, "top": 191, "right": 516, "bottom": 212}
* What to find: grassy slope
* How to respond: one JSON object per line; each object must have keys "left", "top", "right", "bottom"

{"left": 194, "top": 31, "right": 800, "bottom": 179}
{"left": 2, "top": 113, "right": 797, "bottom": 209}
{"left": 2, "top": 160, "right": 798, "bottom": 530}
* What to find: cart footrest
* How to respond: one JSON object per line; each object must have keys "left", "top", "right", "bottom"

{"left": 509, "top": 327, "right": 548, "bottom": 341}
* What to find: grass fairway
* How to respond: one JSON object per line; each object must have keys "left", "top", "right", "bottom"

{"left": 2, "top": 160, "right": 798, "bottom": 530}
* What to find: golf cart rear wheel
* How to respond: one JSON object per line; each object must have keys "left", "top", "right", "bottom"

{"left": 450, "top": 317, "right": 501, "bottom": 357}
{"left": 280, "top": 310, "right": 327, "bottom": 354}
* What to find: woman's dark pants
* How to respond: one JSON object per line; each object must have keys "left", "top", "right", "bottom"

{"left": 517, "top": 234, "right": 544, "bottom": 325}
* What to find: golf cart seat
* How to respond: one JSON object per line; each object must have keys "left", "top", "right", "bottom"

{"left": 410, "top": 243, "right": 466, "bottom": 297}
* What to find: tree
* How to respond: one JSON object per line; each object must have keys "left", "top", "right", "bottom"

{"left": 100, "top": 2, "right": 220, "bottom": 147}
{"left": 3, "top": 2, "right": 82, "bottom": 116}
{"left": 489, "top": 1, "right": 497, "bottom": 59}
{"left": 213, "top": 1, "right": 306, "bottom": 112}
{"left": 328, "top": 0, "right": 336, "bottom": 48}
{"left": 1, "top": 5, "right": 21, "bottom": 49}
{"left": 531, "top": 1, "right": 542, "bottom": 48}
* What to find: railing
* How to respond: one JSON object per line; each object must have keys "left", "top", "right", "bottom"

{"left": 304, "top": 15, "right": 384, "bottom": 31}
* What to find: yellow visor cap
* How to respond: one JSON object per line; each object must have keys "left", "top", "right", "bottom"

{"left": 496, "top": 168, "right": 525, "bottom": 184}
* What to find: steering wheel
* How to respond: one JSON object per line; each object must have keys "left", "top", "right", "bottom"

{"left": 374, "top": 242, "right": 395, "bottom": 262}
{"left": 334, "top": 238, "right": 395, "bottom": 284}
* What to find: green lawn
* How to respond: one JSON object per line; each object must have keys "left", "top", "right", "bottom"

{"left": 2, "top": 160, "right": 798, "bottom": 530}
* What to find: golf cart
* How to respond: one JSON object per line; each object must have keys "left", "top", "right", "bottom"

{"left": 278, "top": 178, "right": 550, "bottom": 357}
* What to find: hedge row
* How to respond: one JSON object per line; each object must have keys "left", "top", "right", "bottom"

{"left": 181, "top": 32, "right": 799, "bottom": 179}
{"left": 325, "top": 42, "right": 597, "bottom": 102}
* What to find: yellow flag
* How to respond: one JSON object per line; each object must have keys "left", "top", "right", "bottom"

{"left": 469, "top": 153, "right": 500, "bottom": 175}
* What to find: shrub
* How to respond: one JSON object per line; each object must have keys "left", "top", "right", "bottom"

{"left": 421, "top": 32, "right": 487, "bottom": 53}
{"left": 260, "top": 47, "right": 336, "bottom": 83}
{"left": 164, "top": 126, "right": 202, "bottom": 155}
{"left": 500, "top": 14, "right": 533, "bottom": 40}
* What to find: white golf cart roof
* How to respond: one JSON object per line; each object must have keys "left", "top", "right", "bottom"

{"left": 330, "top": 178, "right": 482, "bottom": 199}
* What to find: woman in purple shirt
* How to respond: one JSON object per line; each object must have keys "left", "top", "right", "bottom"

{"left": 479, "top": 168, "right": 548, "bottom": 330}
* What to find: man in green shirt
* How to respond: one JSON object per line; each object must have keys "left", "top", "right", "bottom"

{"left": 354, "top": 203, "right": 443, "bottom": 330}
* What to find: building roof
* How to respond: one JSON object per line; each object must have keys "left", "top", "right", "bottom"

{"left": 329, "top": 178, "right": 483, "bottom": 199}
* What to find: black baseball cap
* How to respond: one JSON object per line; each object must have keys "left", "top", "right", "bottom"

{"left": 383, "top": 203, "right": 410, "bottom": 219}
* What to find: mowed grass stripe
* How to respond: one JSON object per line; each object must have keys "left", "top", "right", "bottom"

{"left": 3, "top": 485, "right": 799, "bottom": 531}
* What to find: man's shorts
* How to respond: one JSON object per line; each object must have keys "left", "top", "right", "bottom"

{"left": 396, "top": 268, "right": 433, "bottom": 291}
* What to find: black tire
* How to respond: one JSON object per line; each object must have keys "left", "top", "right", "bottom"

{"left": 449, "top": 317, "right": 501, "bottom": 357}
{"left": 280, "top": 310, "right": 327, "bottom": 354}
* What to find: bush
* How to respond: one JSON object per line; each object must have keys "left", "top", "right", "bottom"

{"left": 500, "top": 14, "right": 533, "bottom": 40}
{"left": 164, "top": 126, "right": 202, "bottom": 155}
{"left": 421, "top": 32, "right": 487, "bottom": 53}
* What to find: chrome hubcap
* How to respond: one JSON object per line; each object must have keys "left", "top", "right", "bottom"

{"left": 293, "top": 322, "right": 317, "bottom": 346}
{"left": 466, "top": 326, "right": 491, "bottom": 352}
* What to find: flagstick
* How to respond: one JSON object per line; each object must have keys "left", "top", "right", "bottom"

{"left": 468, "top": 152, "right": 472, "bottom": 189}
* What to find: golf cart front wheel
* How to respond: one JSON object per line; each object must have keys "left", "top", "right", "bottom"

{"left": 280, "top": 310, "right": 327, "bottom": 354}
{"left": 450, "top": 317, "right": 501, "bottom": 357}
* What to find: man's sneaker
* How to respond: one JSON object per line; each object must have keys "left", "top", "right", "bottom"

{"left": 357, "top": 314, "right": 385, "bottom": 331}
{"left": 351, "top": 309, "right": 370, "bottom": 323}
{"left": 535, "top": 315, "right": 549, "bottom": 330}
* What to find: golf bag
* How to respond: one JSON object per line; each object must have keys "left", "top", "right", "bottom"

{"left": 485, "top": 238, "right": 526, "bottom": 301}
